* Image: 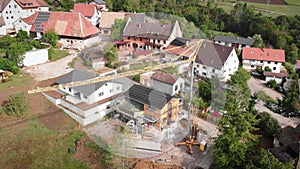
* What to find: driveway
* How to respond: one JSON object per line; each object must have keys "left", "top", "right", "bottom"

{"left": 24, "top": 52, "right": 77, "bottom": 81}
{"left": 247, "top": 77, "right": 283, "bottom": 100}
{"left": 256, "top": 101, "right": 300, "bottom": 128}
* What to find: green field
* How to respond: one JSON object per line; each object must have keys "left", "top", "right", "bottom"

{"left": 199, "top": 0, "right": 300, "bottom": 17}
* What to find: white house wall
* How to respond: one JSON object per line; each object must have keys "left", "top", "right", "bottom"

{"left": 87, "top": 82, "right": 122, "bottom": 103}
{"left": 222, "top": 50, "right": 239, "bottom": 81}
{"left": 83, "top": 35, "right": 100, "bottom": 48}
{"left": 13, "top": 19, "right": 31, "bottom": 33}
{"left": 242, "top": 59, "right": 282, "bottom": 73}
{"left": 22, "top": 48, "right": 48, "bottom": 66}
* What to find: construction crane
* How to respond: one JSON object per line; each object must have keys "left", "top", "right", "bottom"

{"left": 28, "top": 39, "right": 203, "bottom": 94}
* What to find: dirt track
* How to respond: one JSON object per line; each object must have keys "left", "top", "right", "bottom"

{"left": 242, "top": 0, "right": 287, "bottom": 5}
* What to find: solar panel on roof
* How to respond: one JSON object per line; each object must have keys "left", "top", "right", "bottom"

{"left": 34, "top": 12, "right": 50, "bottom": 32}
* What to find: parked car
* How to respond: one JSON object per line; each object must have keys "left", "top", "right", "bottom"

{"left": 251, "top": 71, "right": 263, "bottom": 78}
{"left": 275, "top": 85, "right": 284, "bottom": 93}
{"left": 267, "top": 102, "right": 279, "bottom": 111}
{"left": 283, "top": 112, "right": 300, "bottom": 118}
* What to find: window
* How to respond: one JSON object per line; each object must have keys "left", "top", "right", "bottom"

{"left": 212, "top": 69, "right": 215, "bottom": 73}
{"left": 203, "top": 66, "right": 207, "bottom": 69}
{"left": 69, "top": 88, "right": 71, "bottom": 92}
{"left": 6, "top": 17, "right": 8, "bottom": 19}
{"left": 260, "top": 61, "right": 263, "bottom": 63}
{"left": 175, "top": 85, "right": 178, "bottom": 91}
{"left": 163, "top": 40, "right": 166, "bottom": 44}
{"left": 110, "top": 89, "right": 113, "bottom": 93}
{"left": 9, "top": 5, "right": 11, "bottom": 8}
{"left": 140, "top": 38, "right": 142, "bottom": 41}
{"left": 14, "top": 5, "right": 17, "bottom": 8}
{"left": 98, "top": 92, "right": 104, "bottom": 97}
{"left": 229, "top": 68, "right": 231, "bottom": 71}
{"left": 251, "top": 65, "right": 255, "bottom": 68}
{"left": 275, "top": 62, "right": 278, "bottom": 64}
{"left": 273, "top": 67, "right": 276, "bottom": 71}
{"left": 268, "top": 61, "right": 271, "bottom": 64}
{"left": 127, "top": 37, "right": 130, "bottom": 40}
{"left": 6, "top": 11, "right": 8, "bottom": 14}
{"left": 117, "top": 86, "right": 120, "bottom": 90}
{"left": 158, "top": 40, "right": 160, "bottom": 43}
{"left": 202, "top": 72, "right": 207, "bottom": 76}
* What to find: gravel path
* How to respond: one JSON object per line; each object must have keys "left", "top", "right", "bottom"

{"left": 247, "top": 77, "right": 283, "bottom": 100}
{"left": 24, "top": 52, "right": 78, "bottom": 81}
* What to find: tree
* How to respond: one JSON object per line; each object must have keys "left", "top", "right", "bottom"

{"left": 257, "top": 112, "right": 281, "bottom": 135}
{"left": 252, "top": 34, "right": 265, "bottom": 48}
{"left": 213, "top": 90, "right": 259, "bottom": 168}
{"left": 110, "top": 18, "right": 128, "bottom": 40}
{"left": 16, "top": 30, "right": 29, "bottom": 42}
{"left": 198, "top": 80, "right": 211, "bottom": 102}
{"left": 247, "top": 149, "right": 294, "bottom": 169}
{"left": 267, "top": 79, "right": 277, "bottom": 88}
{"left": 282, "top": 74, "right": 299, "bottom": 111}
{"left": 42, "top": 30, "right": 59, "bottom": 47}
{"left": 104, "top": 43, "right": 118, "bottom": 65}
{"left": 8, "top": 42, "right": 26, "bottom": 65}
{"left": 3, "top": 92, "right": 28, "bottom": 117}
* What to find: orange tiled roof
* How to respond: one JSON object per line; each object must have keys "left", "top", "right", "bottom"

{"left": 22, "top": 11, "right": 39, "bottom": 24}
{"left": 27, "top": 11, "right": 99, "bottom": 38}
{"left": 151, "top": 71, "right": 178, "bottom": 85}
{"left": 73, "top": 3, "right": 96, "bottom": 17}
{"left": 99, "top": 12, "right": 125, "bottom": 28}
{"left": 15, "top": 0, "right": 49, "bottom": 8}
{"left": 242, "top": 47, "right": 285, "bottom": 62}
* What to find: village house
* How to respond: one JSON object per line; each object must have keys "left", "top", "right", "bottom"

{"left": 242, "top": 47, "right": 286, "bottom": 83}
{"left": 117, "top": 84, "right": 181, "bottom": 129}
{"left": 43, "top": 69, "right": 123, "bottom": 126}
{"left": 0, "top": 0, "right": 49, "bottom": 35}
{"left": 73, "top": 3, "right": 101, "bottom": 27}
{"left": 193, "top": 40, "right": 239, "bottom": 81}
{"left": 121, "top": 20, "right": 182, "bottom": 51}
{"left": 214, "top": 35, "right": 255, "bottom": 50}
{"left": 89, "top": 0, "right": 108, "bottom": 12}
{"left": 140, "top": 71, "right": 185, "bottom": 96}
{"left": 14, "top": 11, "right": 100, "bottom": 49}
{"left": 99, "top": 11, "right": 126, "bottom": 35}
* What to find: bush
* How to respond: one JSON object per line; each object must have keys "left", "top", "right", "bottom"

{"left": 48, "top": 47, "right": 69, "bottom": 61}
{"left": 267, "top": 80, "right": 277, "bottom": 88}
{"left": 3, "top": 92, "right": 28, "bottom": 117}
{"left": 264, "top": 66, "right": 272, "bottom": 72}
{"left": 0, "top": 58, "right": 19, "bottom": 74}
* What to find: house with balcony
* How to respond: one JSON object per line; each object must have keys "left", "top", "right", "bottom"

{"left": 117, "top": 84, "right": 181, "bottom": 128}
{"left": 73, "top": 3, "right": 101, "bottom": 27}
{"left": 242, "top": 47, "right": 286, "bottom": 83}
{"left": 193, "top": 40, "right": 239, "bottom": 81}
{"left": 0, "top": 0, "right": 49, "bottom": 35}
{"left": 15, "top": 11, "right": 100, "bottom": 49}
{"left": 214, "top": 35, "right": 255, "bottom": 50}
{"left": 122, "top": 20, "right": 182, "bottom": 51}
{"left": 140, "top": 71, "right": 185, "bottom": 96}
{"left": 43, "top": 69, "right": 123, "bottom": 126}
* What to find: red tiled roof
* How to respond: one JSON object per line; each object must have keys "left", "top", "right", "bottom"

{"left": 27, "top": 11, "right": 99, "bottom": 38}
{"left": 263, "top": 71, "right": 288, "bottom": 78}
{"left": 113, "top": 40, "right": 129, "bottom": 45}
{"left": 242, "top": 47, "right": 285, "bottom": 62}
{"left": 296, "top": 60, "right": 300, "bottom": 69}
{"left": 73, "top": 3, "right": 96, "bottom": 17}
{"left": 0, "top": 0, "right": 10, "bottom": 12}
{"left": 0, "top": 16, "right": 5, "bottom": 26}
{"left": 15, "top": 0, "right": 49, "bottom": 9}
{"left": 151, "top": 71, "right": 178, "bottom": 85}
{"left": 22, "top": 12, "right": 39, "bottom": 24}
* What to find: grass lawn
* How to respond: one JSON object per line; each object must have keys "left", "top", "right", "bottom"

{"left": 0, "top": 72, "right": 32, "bottom": 91}
{"left": 48, "top": 47, "right": 69, "bottom": 61}
{"left": 285, "top": 0, "right": 300, "bottom": 5}
{"left": 256, "top": 91, "right": 278, "bottom": 104}
{"left": 0, "top": 120, "right": 100, "bottom": 169}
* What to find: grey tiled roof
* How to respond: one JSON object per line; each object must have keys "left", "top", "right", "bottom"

{"left": 215, "top": 35, "right": 255, "bottom": 45}
{"left": 124, "top": 84, "right": 172, "bottom": 109}
{"left": 123, "top": 21, "right": 173, "bottom": 40}
{"left": 56, "top": 69, "right": 106, "bottom": 97}
{"left": 195, "top": 40, "right": 234, "bottom": 69}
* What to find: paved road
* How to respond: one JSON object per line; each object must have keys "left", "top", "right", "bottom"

{"left": 247, "top": 77, "right": 283, "bottom": 100}
{"left": 24, "top": 52, "right": 77, "bottom": 81}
